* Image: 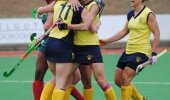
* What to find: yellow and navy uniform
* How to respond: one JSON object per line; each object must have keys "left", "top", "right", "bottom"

{"left": 73, "top": 0, "right": 103, "bottom": 64}
{"left": 45, "top": 1, "right": 83, "bottom": 62}
{"left": 117, "top": 6, "right": 153, "bottom": 71}
{"left": 50, "top": 1, "right": 73, "bottom": 39}
{"left": 127, "top": 6, "right": 153, "bottom": 57}
{"left": 74, "top": 1, "right": 100, "bottom": 45}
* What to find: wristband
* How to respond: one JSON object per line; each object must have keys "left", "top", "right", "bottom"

{"left": 58, "top": 23, "right": 68, "bottom": 30}
{"left": 152, "top": 52, "right": 157, "bottom": 56}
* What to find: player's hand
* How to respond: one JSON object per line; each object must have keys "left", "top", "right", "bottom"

{"left": 58, "top": 23, "right": 68, "bottom": 30}
{"left": 69, "top": 0, "right": 83, "bottom": 11}
{"left": 37, "top": 7, "right": 44, "bottom": 18}
{"left": 149, "top": 52, "right": 157, "bottom": 64}
{"left": 99, "top": 39, "right": 108, "bottom": 46}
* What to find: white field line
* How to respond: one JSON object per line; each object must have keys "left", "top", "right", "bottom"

{"left": 0, "top": 80, "right": 170, "bottom": 85}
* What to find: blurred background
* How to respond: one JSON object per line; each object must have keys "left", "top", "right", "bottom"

{"left": 1, "top": 0, "right": 170, "bottom": 17}
{"left": 0, "top": 0, "right": 170, "bottom": 100}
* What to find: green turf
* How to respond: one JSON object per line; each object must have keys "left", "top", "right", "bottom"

{"left": 0, "top": 53, "right": 170, "bottom": 100}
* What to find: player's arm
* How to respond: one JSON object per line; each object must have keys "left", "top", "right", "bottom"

{"left": 44, "top": 12, "right": 54, "bottom": 31}
{"left": 100, "top": 21, "right": 129, "bottom": 46}
{"left": 67, "top": 4, "right": 100, "bottom": 30}
{"left": 148, "top": 13, "right": 160, "bottom": 53}
{"left": 88, "top": 0, "right": 105, "bottom": 33}
{"left": 105, "top": 21, "right": 129, "bottom": 43}
{"left": 89, "top": 20, "right": 101, "bottom": 33}
{"left": 37, "top": 1, "right": 55, "bottom": 15}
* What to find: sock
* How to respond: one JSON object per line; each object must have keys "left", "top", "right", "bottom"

{"left": 71, "top": 85, "right": 84, "bottom": 100}
{"left": 83, "top": 88, "right": 94, "bottom": 100}
{"left": 121, "top": 85, "right": 132, "bottom": 100}
{"left": 104, "top": 87, "right": 117, "bottom": 100}
{"left": 103, "top": 83, "right": 111, "bottom": 91}
{"left": 63, "top": 85, "right": 73, "bottom": 100}
{"left": 40, "top": 82, "right": 55, "bottom": 100}
{"left": 52, "top": 89, "right": 65, "bottom": 100}
{"left": 131, "top": 84, "right": 143, "bottom": 100}
{"left": 33, "top": 81, "right": 44, "bottom": 100}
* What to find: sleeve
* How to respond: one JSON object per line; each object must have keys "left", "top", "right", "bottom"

{"left": 127, "top": 10, "right": 134, "bottom": 21}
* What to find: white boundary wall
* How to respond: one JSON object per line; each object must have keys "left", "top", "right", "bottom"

{"left": 0, "top": 14, "right": 169, "bottom": 45}
{"left": 0, "top": 18, "right": 44, "bottom": 45}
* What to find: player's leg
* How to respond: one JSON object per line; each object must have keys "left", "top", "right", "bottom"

{"left": 114, "top": 62, "right": 133, "bottom": 100}
{"left": 63, "top": 68, "right": 84, "bottom": 100}
{"left": 121, "top": 67, "right": 134, "bottom": 100}
{"left": 114, "top": 67, "right": 123, "bottom": 87}
{"left": 114, "top": 67, "right": 144, "bottom": 100}
{"left": 71, "top": 68, "right": 84, "bottom": 100}
{"left": 40, "top": 61, "right": 56, "bottom": 100}
{"left": 44, "top": 30, "right": 77, "bottom": 99}
{"left": 131, "top": 84, "right": 144, "bottom": 100}
{"left": 32, "top": 10, "right": 53, "bottom": 100}
{"left": 33, "top": 50, "right": 48, "bottom": 100}
{"left": 79, "top": 65, "right": 93, "bottom": 100}
{"left": 75, "top": 45, "right": 116, "bottom": 100}
{"left": 74, "top": 46, "right": 94, "bottom": 100}
{"left": 120, "top": 52, "right": 149, "bottom": 100}
{"left": 91, "top": 63, "right": 117, "bottom": 100}
{"left": 63, "top": 73, "right": 74, "bottom": 100}
{"left": 40, "top": 78, "right": 55, "bottom": 100}
{"left": 90, "top": 46, "right": 116, "bottom": 100}
{"left": 51, "top": 63, "right": 74, "bottom": 100}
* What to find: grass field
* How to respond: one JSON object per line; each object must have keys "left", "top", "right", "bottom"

{"left": 0, "top": 52, "right": 170, "bottom": 100}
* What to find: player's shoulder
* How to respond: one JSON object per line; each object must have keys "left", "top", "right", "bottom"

{"left": 127, "top": 9, "right": 135, "bottom": 21}
{"left": 144, "top": 6, "right": 152, "bottom": 13}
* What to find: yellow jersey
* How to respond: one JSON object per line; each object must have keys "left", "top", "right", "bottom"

{"left": 126, "top": 6, "right": 153, "bottom": 57}
{"left": 49, "top": 1, "right": 74, "bottom": 39}
{"left": 74, "top": 1, "right": 100, "bottom": 45}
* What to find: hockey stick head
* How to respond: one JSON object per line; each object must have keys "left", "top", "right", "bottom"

{"left": 3, "top": 18, "right": 62, "bottom": 78}
{"left": 136, "top": 65, "right": 143, "bottom": 74}
{"left": 30, "top": 33, "right": 37, "bottom": 41}
{"left": 32, "top": 8, "right": 38, "bottom": 19}
{"left": 3, "top": 68, "right": 16, "bottom": 77}
{"left": 2, "top": 46, "right": 35, "bottom": 77}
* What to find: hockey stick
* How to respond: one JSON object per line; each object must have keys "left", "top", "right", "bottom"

{"left": 3, "top": 18, "right": 61, "bottom": 77}
{"left": 31, "top": 8, "right": 45, "bottom": 19}
{"left": 32, "top": 8, "right": 38, "bottom": 19}
{"left": 136, "top": 49, "right": 167, "bottom": 74}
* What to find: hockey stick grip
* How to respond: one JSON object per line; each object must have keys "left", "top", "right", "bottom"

{"left": 136, "top": 49, "right": 167, "bottom": 74}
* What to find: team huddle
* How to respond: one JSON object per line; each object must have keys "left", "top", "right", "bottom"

{"left": 32, "top": 0, "right": 160, "bottom": 100}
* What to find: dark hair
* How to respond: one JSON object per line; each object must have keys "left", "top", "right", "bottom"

{"left": 142, "top": 0, "right": 149, "bottom": 3}
{"left": 45, "top": 0, "right": 54, "bottom": 4}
